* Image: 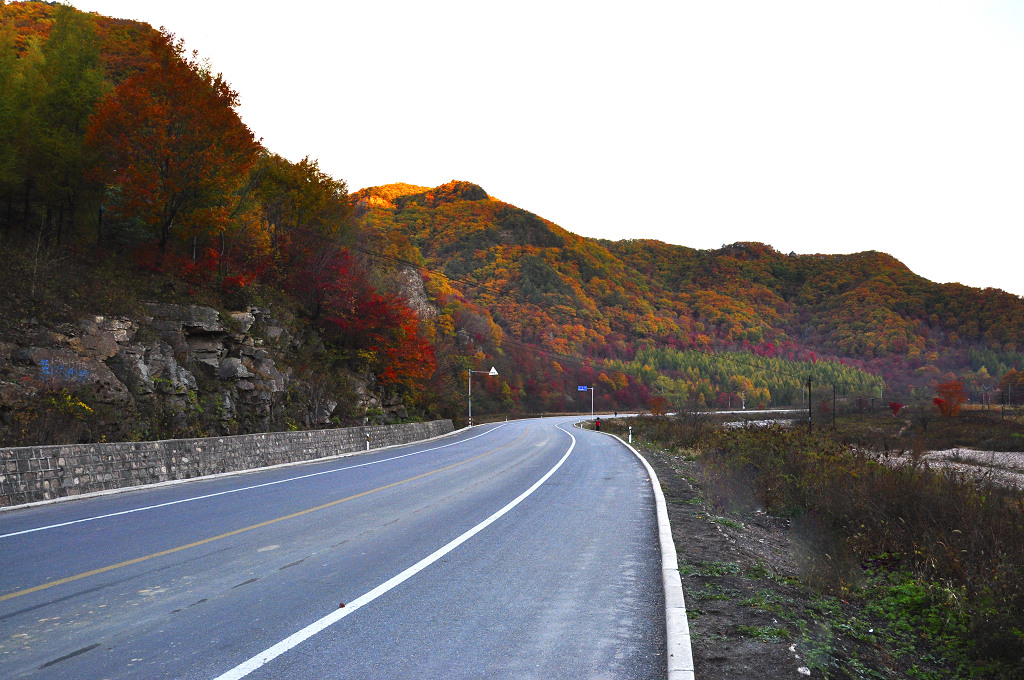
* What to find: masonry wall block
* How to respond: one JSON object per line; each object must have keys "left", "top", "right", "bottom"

{"left": 0, "top": 420, "right": 454, "bottom": 507}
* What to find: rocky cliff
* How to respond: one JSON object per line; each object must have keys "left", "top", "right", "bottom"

{"left": 0, "top": 303, "right": 405, "bottom": 446}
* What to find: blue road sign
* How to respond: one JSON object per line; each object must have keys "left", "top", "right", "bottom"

{"left": 578, "top": 386, "right": 588, "bottom": 391}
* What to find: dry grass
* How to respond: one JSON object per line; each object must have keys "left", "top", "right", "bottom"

{"left": 607, "top": 415, "right": 1024, "bottom": 677}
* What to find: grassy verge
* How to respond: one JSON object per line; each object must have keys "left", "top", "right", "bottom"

{"left": 606, "top": 415, "right": 1024, "bottom": 678}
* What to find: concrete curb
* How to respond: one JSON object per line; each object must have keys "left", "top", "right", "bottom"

{"left": 0, "top": 425, "right": 474, "bottom": 514}
{"left": 593, "top": 425, "right": 695, "bottom": 680}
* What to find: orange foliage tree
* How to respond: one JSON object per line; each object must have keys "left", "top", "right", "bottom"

{"left": 933, "top": 380, "right": 967, "bottom": 417}
{"left": 86, "top": 31, "right": 259, "bottom": 258}
{"left": 649, "top": 395, "right": 668, "bottom": 416}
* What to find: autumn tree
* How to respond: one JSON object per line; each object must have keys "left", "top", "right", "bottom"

{"left": 0, "top": 31, "right": 19, "bottom": 228}
{"left": 933, "top": 380, "right": 967, "bottom": 417}
{"left": 86, "top": 31, "right": 259, "bottom": 258}
{"left": 287, "top": 247, "right": 436, "bottom": 403}
{"left": 35, "top": 5, "right": 107, "bottom": 244}
{"left": 247, "top": 152, "right": 352, "bottom": 280}
{"left": 0, "top": 22, "right": 45, "bottom": 234}
{"left": 649, "top": 395, "right": 669, "bottom": 416}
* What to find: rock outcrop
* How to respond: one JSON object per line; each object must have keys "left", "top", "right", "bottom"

{"left": 0, "top": 301, "right": 410, "bottom": 446}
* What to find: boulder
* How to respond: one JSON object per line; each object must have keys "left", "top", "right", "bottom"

{"left": 109, "top": 341, "right": 196, "bottom": 397}
{"left": 219, "top": 357, "right": 253, "bottom": 380}
{"left": 147, "top": 342, "right": 197, "bottom": 394}
{"left": 143, "top": 303, "right": 224, "bottom": 333}
{"left": 186, "top": 335, "right": 226, "bottom": 369}
{"left": 69, "top": 332, "right": 118, "bottom": 360}
{"left": 77, "top": 316, "right": 136, "bottom": 344}
{"left": 108, "top": 345, "right": 153, "bottom": 395}
{"left": 229, "top": 311, "right": 255, "bottom": 333}
{"left": 24, "top": 347, "right": 130, "bottom": 404}
{"left": 219, "top": 391, "right": 236, "bottom": 421}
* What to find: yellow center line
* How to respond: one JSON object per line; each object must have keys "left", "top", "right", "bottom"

{"left": 0, "top": 428, "right": 529, "bottom": 603}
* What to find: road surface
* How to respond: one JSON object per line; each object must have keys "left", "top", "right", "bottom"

{"left": 0, "top": 417, "right": 665, "bottom": 679}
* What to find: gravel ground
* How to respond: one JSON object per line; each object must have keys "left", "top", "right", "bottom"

{"left": 879, "top": 448, "right": 1024, "bottom": 488}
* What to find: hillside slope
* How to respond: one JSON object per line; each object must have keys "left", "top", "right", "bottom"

{"left": 2, "top": 1, "right": 1020, "bottom": 440}
{"left": 355, "top": 181, "right": 1024, "bottom": 400}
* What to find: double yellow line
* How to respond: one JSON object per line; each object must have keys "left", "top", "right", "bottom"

{"left": 0, "top": 429, "right": 527, "bottom": 603}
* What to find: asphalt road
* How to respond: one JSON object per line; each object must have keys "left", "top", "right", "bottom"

{"left": 0, "top": 418, "right": 665, "bottom": 679}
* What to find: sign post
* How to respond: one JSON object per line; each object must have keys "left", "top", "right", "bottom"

{"left": 469, "top": 367, "right": 499, "bottom": 426}
{"left": 578, "top": 385, "right": 594, "bottom": 417}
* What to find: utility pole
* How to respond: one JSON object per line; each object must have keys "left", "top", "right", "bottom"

{"left": 832, "top": 384, "right": 836, "bottom": 430}
{"left": 807, "top": 376, "right": 813, "bottom": 433}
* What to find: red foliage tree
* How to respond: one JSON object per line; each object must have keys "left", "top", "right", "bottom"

{"left": 288, "top": 247, "right": 436, "bottom": 398}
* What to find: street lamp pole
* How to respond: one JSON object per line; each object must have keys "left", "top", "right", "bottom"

{"left": 468, "top": 366, "right": 498, "bottom": 427}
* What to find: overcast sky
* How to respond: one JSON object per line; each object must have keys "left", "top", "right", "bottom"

{"left": 69, "top": 0, "right": 1024, "bottom": 295}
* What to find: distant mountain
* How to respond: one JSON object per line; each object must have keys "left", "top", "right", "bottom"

{"left": 354, "top": 181, "right": 1024, "bottom": 400}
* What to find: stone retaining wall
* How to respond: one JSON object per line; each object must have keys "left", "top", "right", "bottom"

{"left": 0, "top": 420, "right": 454, "bottom": 508}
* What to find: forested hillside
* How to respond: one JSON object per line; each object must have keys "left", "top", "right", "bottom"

{"left": 354, "top": 181, "right": 1024, "bottom": 410}
{"left": 1, "top": 1, "right": 1021, "bottom": 445}
{"left": 0, "top": 2, "right": 439, "bottom": 443}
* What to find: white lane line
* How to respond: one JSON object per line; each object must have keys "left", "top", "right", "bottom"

{"left": 211, "top": 424, "right": 577, "bottom": 680}
{"left": 0, "top": 424, "right": 508, "bottom": 540}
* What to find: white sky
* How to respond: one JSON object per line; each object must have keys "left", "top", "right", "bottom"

{"left": 68, "top": 0, "right": 1024, "bottom": 295}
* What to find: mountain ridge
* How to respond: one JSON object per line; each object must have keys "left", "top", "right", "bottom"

{"left": 356, "top": 180, "right": 1024, "bottom": 399}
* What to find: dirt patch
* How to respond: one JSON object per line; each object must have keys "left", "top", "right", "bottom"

{"left": 642, "top": 446, "right": 913, "bottom": 679}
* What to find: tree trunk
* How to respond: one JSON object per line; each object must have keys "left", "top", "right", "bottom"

{"left": 56, "top": 203, "right": 64, "bottom": 246}
{"left": 219, "top": 231, "right": 227, "bottom": 277}
{"left": 96, "top": 203, "right": 103, "bottom": 248}
{"left": 21, "top": 178, "right": 31, "bottom": 237}
{"left": 158, "top": 216, "right": 173, "bottom": 267}
{"left": 66, "top": 186, "right": 77, "bottom": 247}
